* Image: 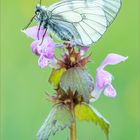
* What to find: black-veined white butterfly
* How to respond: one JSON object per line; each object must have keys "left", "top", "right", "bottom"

{"left": 24, "top": 0, "right": 121, "bottom": 47}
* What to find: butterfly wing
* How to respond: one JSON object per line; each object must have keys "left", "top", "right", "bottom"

{"left": 48, "top": 0, "right": 121, "bottom": 47}
{"left": 37, "top": 104, "right": 74, "bottom": 140}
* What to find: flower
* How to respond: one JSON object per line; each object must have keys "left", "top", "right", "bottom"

{"left": 22, "top": 26, "right": 56, "bottom": 68}
{"left": 91, "top": 53, "right": 128, "bottom": 101}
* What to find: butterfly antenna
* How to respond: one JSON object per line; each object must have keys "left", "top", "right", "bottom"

{"left": 39, "top": 0, "right": 42, "bottom": 5}
{"left": 22, "top": 15, "right": 36, "bottom": 30}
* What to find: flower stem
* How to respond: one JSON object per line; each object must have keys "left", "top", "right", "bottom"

{"left": 70, "top": 121, "right": 77, "bottom": 140}
{"left": 70, "top": 105, "right": 77, "bottom": 140}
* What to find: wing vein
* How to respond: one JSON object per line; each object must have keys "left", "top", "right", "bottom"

{"left": 85, "top": 18, "right": 106, "bottom": 28}
{"left": 82, "top": 20, "right": 102, "bottom": 36}
{"left": 79, "top": 22, "right": 94, "bottom": 43}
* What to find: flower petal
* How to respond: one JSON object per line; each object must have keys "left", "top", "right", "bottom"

{"left": 22, "top": 26, "right": 48, "bottom": 40}
{"left": 91, "top": 53, "right": 128, "bottom": 101}
{"left": 38, "top": 55, "right": 49, "bottom": 68}
{"left": 104, "top": 84, "right": 117, "bottom": 98}
{"left": 99, "top": 53, "right": 128, "bottom": 69}
{"left": 39, "top": 39, "right": 55, "bottom": 59}
{"left": 96, "top": 69, "right": 112, "bottom": 90}
{"left": 80, "top": 48, "right": 89, "bottom": 56}
{"left": 31, "top": 38, "right": 55, "bottom": 57}
{"left": 31, "top": 40, "right": 41, "bottom": 56}
{"left": 49, "top": 58, "right": 58, "bottom": 69}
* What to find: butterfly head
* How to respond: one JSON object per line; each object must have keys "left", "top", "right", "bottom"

{"left": 35, "top": 4, "right": 48, "bottom": 22}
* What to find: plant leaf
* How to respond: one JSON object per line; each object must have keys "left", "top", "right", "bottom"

{"left": 59, "top": 67, "right": 94, "bottom": 103}
{"left": 49, "top": 68, "right": 66, "bottom": 88}
{"left": 37, "top": 104, "right": 74, "bottom": 140}
{"left": 75, "top": 103, "right": 110, "bottom": 139}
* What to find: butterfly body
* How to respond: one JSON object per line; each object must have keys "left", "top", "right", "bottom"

{"left": 35, "top": 5, "right": 49, "bottom": 27}
{"left": 33, "top": 0, "right": 121, "bottom": 47}
{"left": 48, "top": 19, "right": 74, "bottom": 41}
{"left": 35, "top": 5, "right": 75, "bottom": 41}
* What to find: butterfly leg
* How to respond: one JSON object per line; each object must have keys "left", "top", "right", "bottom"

{"left": 39, "top": 29, "right": 47, "bottom": 46}
{"left": 37, "top": 21, "right": 43, "bottom": 40}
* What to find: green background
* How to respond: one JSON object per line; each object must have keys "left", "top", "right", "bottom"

{"left": 1, "top": 0, "right": 140, "bottom": 140}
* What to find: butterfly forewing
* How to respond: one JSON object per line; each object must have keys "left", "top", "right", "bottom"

{"left": 47, "top": 0, "right": 121, "bottom": 47}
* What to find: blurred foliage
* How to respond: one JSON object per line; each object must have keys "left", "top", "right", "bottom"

{"left": 0, "top": 0, "right": 140, "bottom": 140}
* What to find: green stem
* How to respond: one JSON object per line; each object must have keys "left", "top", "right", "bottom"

{"left": 70, "top": 121, "right": 76, "bottom": 140}
{"left": 70, "top": 106, "right": 77, "bottom": 140}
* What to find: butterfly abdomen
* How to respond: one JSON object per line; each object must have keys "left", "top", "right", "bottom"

{"left": 48, "top": 22, "right": 74, "bottom": 41}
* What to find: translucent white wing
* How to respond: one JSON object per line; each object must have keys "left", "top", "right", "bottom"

{"left": 48, "top": 0, "right": 121, "bottom": 47}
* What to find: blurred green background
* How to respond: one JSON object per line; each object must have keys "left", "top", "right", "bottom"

{"left": 0, "top": 0, "right": 140, "bottom": 140}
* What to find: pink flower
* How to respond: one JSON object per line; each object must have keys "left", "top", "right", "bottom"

{"left": 22, "top": 26, "right": 55, "bottom": 68}
{"left": 91, "top": 53, "right": 128, "bottom": 102}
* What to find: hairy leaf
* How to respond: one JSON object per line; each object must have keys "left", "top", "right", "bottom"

{"left": 59, "top": 67, "right": 94, "bottom": 102}
{"left": 75, "top": 103, "right": 110, "bottom": 139}
{"left": 49, "top": 68, "right": 66, "bottom": 88}
{"left": 37, "top": 104, "right": 74, "bottom": 140}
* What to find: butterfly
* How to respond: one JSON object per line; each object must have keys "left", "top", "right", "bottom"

{"left": 24, "top": 0, "right": 121, "bottom": 47}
